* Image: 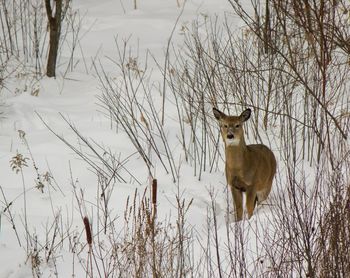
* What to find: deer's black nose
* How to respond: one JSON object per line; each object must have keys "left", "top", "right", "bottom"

{"left": 227, "top": 134, "right": 234, "bottom": 139}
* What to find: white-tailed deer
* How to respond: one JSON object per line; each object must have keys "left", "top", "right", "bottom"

{"left": 213, "top": 107, "right": 276, "bottom": 221}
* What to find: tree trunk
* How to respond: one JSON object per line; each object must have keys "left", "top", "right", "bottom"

{"left": 47, "top": 22, "right": 60, "bottom": 77}
{"left": 45, "top": 0, "right": 63, "bottom": 77}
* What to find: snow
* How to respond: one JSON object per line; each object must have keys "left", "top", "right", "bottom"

{"left": 0, "top": 0, "right": 284, "bottom": 277}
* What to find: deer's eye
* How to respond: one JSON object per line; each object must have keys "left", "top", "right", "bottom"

{"left": 235, "top": 124, "right": 240, "bottom": 128}
{"left": 222, "top": 124, "right": 228, "bottom": 128}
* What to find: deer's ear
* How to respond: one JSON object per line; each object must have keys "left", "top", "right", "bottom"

{"left": 240, "top": 108, "right": 251, "bottom": 122}
{"left": 213, "top": 107, "right": 225, "bottom": 121}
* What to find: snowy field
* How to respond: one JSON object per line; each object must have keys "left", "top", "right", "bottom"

{"left": 0, "top": 1, "right": 237, "bottom": 276}
{"left": 1, "top": 0, "right": 349, "bottom": 277}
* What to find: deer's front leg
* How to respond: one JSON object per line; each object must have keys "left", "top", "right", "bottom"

{"left": 230, "top": 185, "right": 243, "bottom": 221}
{"left": 233, "top": 175, "right": 249, "bottom": 191}
{"left": 246, "top": 187, "right": 257, "bottom": 219}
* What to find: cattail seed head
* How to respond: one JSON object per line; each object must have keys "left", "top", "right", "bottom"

{"left": 83, "top": 216, "right": 92, "bottom": 245}
{"left": 152, "top": 179, "right": 157, "bottom": 205}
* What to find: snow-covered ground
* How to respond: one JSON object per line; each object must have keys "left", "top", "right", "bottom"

{"left": 0, "top": 1, "right": 246, "bottom": 277}
{"left": 1, "top": 0, "right": 348, "bottom": 277}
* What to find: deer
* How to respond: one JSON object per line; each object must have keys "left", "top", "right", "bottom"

{"left": 213, "top": 107, "right": 276, "bottom": 221}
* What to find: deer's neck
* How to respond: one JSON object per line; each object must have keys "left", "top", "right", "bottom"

{"left": 225, "top": 139, "right": 248, "bottom": 170}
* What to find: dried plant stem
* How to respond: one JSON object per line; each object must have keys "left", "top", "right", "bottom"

{"left": 0, "top": 186, "right": 22, "bottom": 247}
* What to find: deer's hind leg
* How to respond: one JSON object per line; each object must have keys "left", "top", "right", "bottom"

{"left": 256, "top": 179, "right": 273, "bottom": 205}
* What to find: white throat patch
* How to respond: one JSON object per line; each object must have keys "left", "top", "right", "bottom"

{"left": 226, "top": 138, "right": 240, "bottom": 146}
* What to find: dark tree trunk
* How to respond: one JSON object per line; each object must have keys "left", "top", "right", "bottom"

{"left": 45, "top": 0, "right": 63, "bottom": 77}
{"left": 47, "top": 21, "right": 59, "bottom": 77}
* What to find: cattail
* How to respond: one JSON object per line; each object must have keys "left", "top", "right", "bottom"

{"left": 152, "top": 179, "right": 157, "bottom": 205}
{"left": 83, "top": 216, "right": 92, "bottom": 245}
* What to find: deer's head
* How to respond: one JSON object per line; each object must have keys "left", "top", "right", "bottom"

{"left": 213, "top": 108, "right": 251, "bottom": 147}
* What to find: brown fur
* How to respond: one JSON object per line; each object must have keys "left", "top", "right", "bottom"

{"left": 213, "top": 107, "right": 276, "bottom": 221}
